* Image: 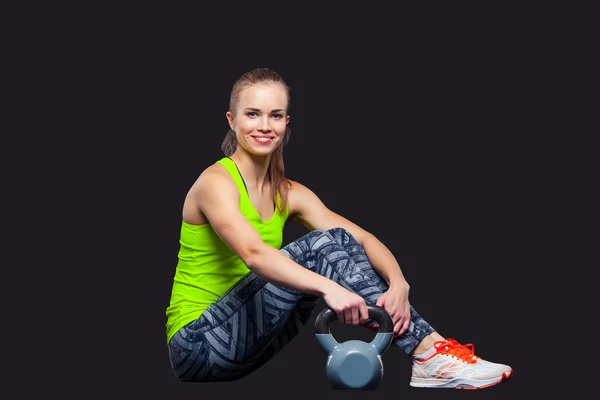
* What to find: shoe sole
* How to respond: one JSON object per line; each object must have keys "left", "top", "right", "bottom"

{"left": 410, "top": 369, "right": 512, "bottom": 389}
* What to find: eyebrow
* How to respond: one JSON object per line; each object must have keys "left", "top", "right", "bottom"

{"left": 244, "top": 108, "right": 285, "bottom": 113}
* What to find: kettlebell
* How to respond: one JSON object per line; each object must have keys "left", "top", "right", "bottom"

{"left": 314, "top": 304, "right": 394, "bottom": 390}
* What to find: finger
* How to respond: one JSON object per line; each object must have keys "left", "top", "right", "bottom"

{"left": 360, "top": 302, "right": 370, "bottom": 324}
{"left": 352, "top": 306, "right": 359, "bottom": 325}
{"left": 400, "top": 318, "right": 411, "bottom": 336}
{"left": 376, "top": 296, "right": 384, "bottom": 307}
{"left": 394, "top": 320, "right": 402, "bottom": 336}
{"left": 344, "top": 309, "right": 353, "bottom": 325}
{"left": 397, "top": 318, "right": 409, "bottom": 337}
{"left": 391, "top": 310, "right": 401, "bottom": 325}
{"left": 336, "top": 311, "right": 345, "bottom": 324}
{"left": 385, "top": 310, "right": 399, "bottom": 330}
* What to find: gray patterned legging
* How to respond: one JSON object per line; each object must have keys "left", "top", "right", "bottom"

{"left": 168, "top": 228, "right": 435, "bottom": 382}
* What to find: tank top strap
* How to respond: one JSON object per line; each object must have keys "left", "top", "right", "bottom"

{"left": 216, "top": 157, "right": 250, "bottom": 203}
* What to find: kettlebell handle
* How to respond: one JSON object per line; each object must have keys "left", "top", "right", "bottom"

{"left": 315, "top": 304, "right": 393, "bottom": 334}
{"left": 314, "top": 304, "right": 394, "bottom": 355}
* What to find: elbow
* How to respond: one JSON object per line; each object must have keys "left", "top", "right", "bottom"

{"left": 354, "top": 229, "right": 373, "bottom": 246}
{"left": 241, "top": 242, "right": 267, "bottom": 271}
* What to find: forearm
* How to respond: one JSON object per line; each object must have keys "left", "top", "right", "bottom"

{"left": 245, "top": 244, "right": 338, "bottom": 297}
{"left": 360, "top": 232, "right": 410, "bottom": 290}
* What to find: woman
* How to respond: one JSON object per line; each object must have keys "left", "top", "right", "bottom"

{"left": 165, "top": 67, "right": 512, "bottom": 389}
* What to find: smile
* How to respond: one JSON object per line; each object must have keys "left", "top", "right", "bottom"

{"left": 251, "top": 136, "right": 274, "bottom": 144}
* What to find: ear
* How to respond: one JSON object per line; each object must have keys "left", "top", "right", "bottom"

{"left": 226, "top": 111, "right": 235, "bottom": 130}
{"left": 286, "top": 114, "right": 290, "bottom": 125}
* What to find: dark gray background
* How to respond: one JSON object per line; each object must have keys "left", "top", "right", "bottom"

{"left": 5, "top": 2, "right": 581, "bottom": 399}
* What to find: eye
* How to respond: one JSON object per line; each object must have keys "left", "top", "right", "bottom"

{"left": 272, "top": 113, "right": 283, "bottom": 119}
{"left": 247, "top": 112, "right": 257, "bottom": 118}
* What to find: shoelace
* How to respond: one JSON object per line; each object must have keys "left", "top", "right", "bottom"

{"left": 434, "top": 338, "right": 477, "bottom": 363}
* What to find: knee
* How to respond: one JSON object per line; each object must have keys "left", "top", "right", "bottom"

{"left": 326, "top": 227, "right": 346, "bottom": 234}
{"left": 311, "top": 228, "right": 347, "bottom": 244}
{"left": 314, "top": 227, "right": 350, "bottom": 238}
{"left": 302, "top": 228, "right": 357, "bottom": 253}
{"left": 326, "top": 227, "right": 357, "bottom": 245}
{"left": 311, "top": 227, "right": 356, "bottom": 243}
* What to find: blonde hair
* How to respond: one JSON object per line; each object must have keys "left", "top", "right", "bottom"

{"left": 221, "top": 68, "right": 292, "bottom": 213}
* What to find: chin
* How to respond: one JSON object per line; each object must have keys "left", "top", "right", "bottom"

{"left": 250, "top": 148, "right": 276, "bottom": 157}
{"left": 246, "top": 141, "right": 279, "bottom": 156}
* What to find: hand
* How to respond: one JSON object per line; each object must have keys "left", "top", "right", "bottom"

{"left": 375, "top": 283, "right": 411, "bottom": 337}
{"left": 323, "top": 284, "right": 369, "bottom": 325}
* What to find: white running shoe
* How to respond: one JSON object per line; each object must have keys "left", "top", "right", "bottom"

{"left": 410, "top": 338, "right": 513, "bottom": 390}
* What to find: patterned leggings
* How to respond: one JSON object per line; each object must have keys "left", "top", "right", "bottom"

{"left": 168, "top": 228, "right": 435, "bottom": 382}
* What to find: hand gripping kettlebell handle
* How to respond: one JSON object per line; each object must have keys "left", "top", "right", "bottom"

{"left": 314, "top": 304, "right": 394, "bottom": 355}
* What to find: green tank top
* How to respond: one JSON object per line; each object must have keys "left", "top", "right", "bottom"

{"left": 165, "top": 157, "right": 289, "bottom": 344}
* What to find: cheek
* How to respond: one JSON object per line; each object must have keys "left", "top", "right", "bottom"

{"left": 236, "top": 120, "right": 254, "bottom": 132}
{"left": 275, "top": 120, "right": 288, "bottom": 134}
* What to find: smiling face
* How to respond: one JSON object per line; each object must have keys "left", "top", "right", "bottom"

{"left": 226, "top": 83, "right": 290, "bottom": 157}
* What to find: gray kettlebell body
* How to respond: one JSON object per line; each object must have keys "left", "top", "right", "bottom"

{"left": 314, "top": 305, "right": 394, "bottom": 390}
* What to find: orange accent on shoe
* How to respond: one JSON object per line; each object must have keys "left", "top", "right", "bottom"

{"left": 426, "top": 338, "right": 478, "bottom": 364}
{"left": 454, "top": 370, "right": 513, "bottom": 390}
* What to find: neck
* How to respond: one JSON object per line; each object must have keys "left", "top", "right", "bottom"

{"left": 230, "top": 150, "right": 271, "bottom": 192}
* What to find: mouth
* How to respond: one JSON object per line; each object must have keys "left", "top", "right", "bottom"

{"left": 250, "top": 136, "right": 275, "bottom": 145}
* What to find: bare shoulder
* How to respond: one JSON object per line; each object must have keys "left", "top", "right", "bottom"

{"left": 195, "top": 163, "right": 234, "bottom": 188}
{"left": 287, "top": 179, "right": 324, "bottom": 217}
{"left": 182, "top": 163, "right": 239, "bottom": 224}
{"left": 287, "top": 178, "right": 368, "bottom": 240}
{"left": 288, "top": 179, "right": 312, "bottom": 198}
{"left": 287, "top": 179, "right": 305, "bottom": 202}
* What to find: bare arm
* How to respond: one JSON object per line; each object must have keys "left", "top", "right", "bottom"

{"left": 287, "top": 180, "right": 410, "bottom": 291}
{"left": 194, "top": 167, "right": 368, "bottom": 324}
{"left": 287, "top": 180, "right": 412, "bottom": 335}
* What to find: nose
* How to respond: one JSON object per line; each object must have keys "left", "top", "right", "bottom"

{"left": 258, "top": 116, "right": 271, "bottom": 132}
